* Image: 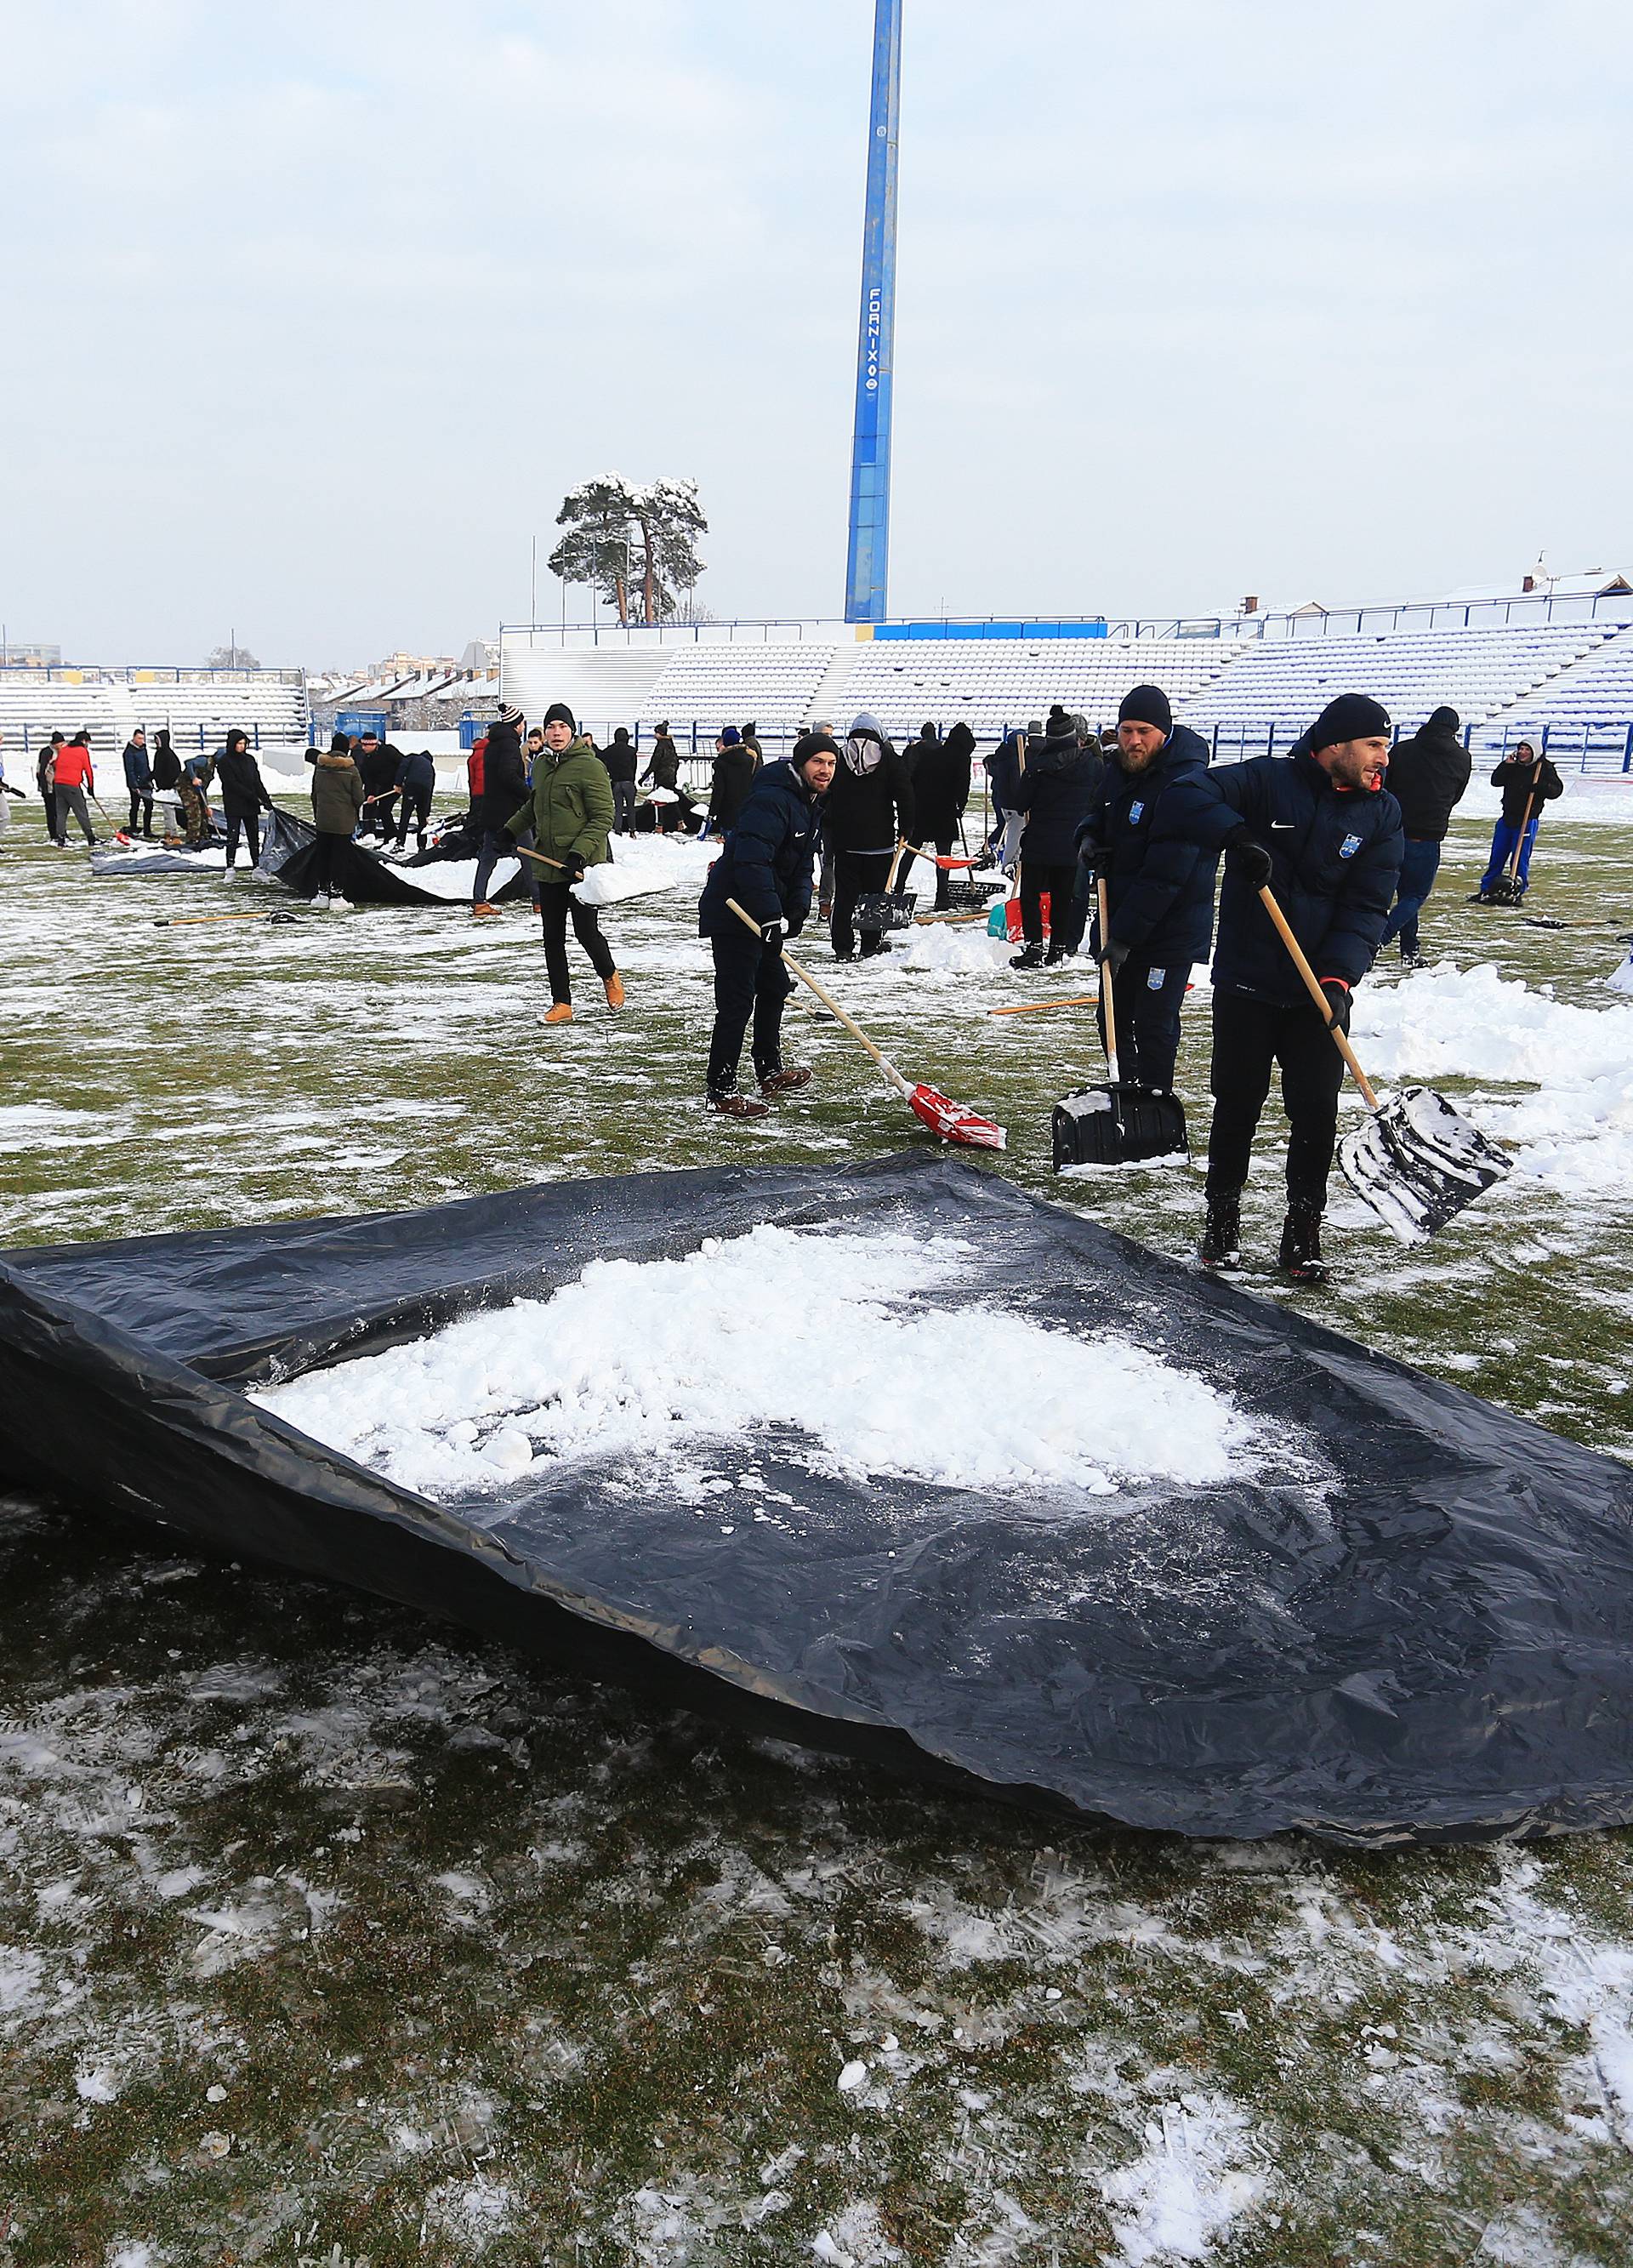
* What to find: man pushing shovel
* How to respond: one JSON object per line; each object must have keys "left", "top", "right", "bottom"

{"left": 1155, "top": 693, "right": 1403, "bottom": 1281}
{"left": 697, "top": 732, "right": 838, "bottom": 1117}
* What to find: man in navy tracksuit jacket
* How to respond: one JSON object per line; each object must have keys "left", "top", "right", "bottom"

{"left": 697, "top": 733, "right": 837, "bottom": 1115}
{"left": 1153, "top": 692, "right": 1403, "bottom": 1279}
{"left": 1074, "top": 683, "right": 1220, "bottom": 1091}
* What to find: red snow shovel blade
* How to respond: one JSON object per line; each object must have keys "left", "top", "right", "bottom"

{"left": 908, "top": 1084, "right": 1006, "bottom": 1150}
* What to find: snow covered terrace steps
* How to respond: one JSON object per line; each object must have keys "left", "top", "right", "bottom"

{"left": 8, "top": 1152, "right": 1633, "bottom": 1845}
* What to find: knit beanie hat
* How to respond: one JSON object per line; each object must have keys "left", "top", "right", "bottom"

{"left": 1046, "top": 703, "right": 1072, "bottom": 733}
{"left": 792, "top": 731, "right": 839, "bottom": 772}
{"left": 1427, "top": 704, "right": 1460, "bottom": 732}
{"left": 329, "top": 730, "right": 350, "bottom": 753}
{"left": 542, "top": 702, "right": 575, "bottom": 731}
{"left": 720, "top": 726, "right": 742, "bottom": 745}
{"left": 1118, "top": 684, "right": 1172, "bottom": 733}
{"left": 1310, "top": 692, "right": 1391, "bottom": 751}
{"left": 499, "top": 703, "right": 525, "bottom": 727}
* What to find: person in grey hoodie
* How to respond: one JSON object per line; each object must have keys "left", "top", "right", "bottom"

{"left": 823, "top": 712, "right": 914, "bottom": 960}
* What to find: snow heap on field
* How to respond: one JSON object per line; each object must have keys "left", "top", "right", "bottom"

{"left": 572, "top": 829, "right": 714, "bottom": 908}
{"left": 1353, "top": 961, "right": 1633, "bottom": 1195}
{"left": 396, "top": 854, "right": 520, "bottom": 903}
{"left": 256, "top": 1228, "right": 1265, "bottom": 1501}
{"left": 901, "top": 923, "right": 1013, "bottom": 974}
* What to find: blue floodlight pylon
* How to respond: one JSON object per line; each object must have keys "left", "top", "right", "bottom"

{"left": 844, "top": 0, "right": 902, "bottom": 625}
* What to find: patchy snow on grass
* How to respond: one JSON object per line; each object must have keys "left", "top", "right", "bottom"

{"left": 256, "top": 1226, "right": 1267, "bottom": 1500}
{"left": 1097, "top": 2093, "right": 1268, "bottom": 2266}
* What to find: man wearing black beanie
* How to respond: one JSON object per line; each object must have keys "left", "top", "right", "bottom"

{"left": 1151, "top": 690, "right": 1402, "bottom": 1280}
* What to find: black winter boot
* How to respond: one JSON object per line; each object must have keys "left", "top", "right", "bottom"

{"left": 1277, "top": 1200, "right": 1327, "bottom": 1283}
{"left": 1010, "top": 943, "right": 1045, "bottom": 970}
{"left": 1199, "top": 1190, "right": 1242, "bottom": 1273}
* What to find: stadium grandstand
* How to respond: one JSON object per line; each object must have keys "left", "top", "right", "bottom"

{"left": 0, "top": 666, "right": 310, "bottom": 761}
{"left": 497, "top": 577, "right": 1633, "bottom": 776}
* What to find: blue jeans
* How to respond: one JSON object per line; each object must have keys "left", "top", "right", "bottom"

{"left": 1481, "top": 818, "right": 1539, "bottom": 895}
{"left": 1380, "top": 836, "right": 1442, "bottom": 954}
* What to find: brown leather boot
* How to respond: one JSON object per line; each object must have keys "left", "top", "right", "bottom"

{"left": 710, "top": 1091, "right": 769, "bottom": 1118}
{"left": 759, "top": 1066, "right": 812, "bottom": 1097}
{"left": 541, "top": 1002, "right": 573, "bottom": 1025}
{"left": 604, "top": 972, "right": 625, "bottom": 1008}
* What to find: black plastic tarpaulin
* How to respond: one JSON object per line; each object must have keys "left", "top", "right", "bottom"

{"left": 259, "top": 806, "right": 530, "bottom": 906}
{"left": 3, "top": 1152, "right": 1632, "bottom": 1846}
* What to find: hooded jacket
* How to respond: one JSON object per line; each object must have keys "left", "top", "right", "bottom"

{"left": 122, "top": 739, "right": 153, "bottom": 792}
{"left": 505, "top": 736, "right": 615, "bottom": 878}
{"left": 1081, "top": 722, "right": 1220, "bottom": 966}
{"left": 824, "top": 713, "right": 913, "bottom": 856}
{"left": 641, "top": 735, "right": 682, "bottom": 791}
{"left": 151, "top": 735, "right": 182, "bottom": 792}
{"left": 1385, "top": 713, "right": 1472, "bottom": 841}
{"left": 708, "top": 741, "right": 757, "bottom": 834}
{"left": 215, "top": 740, "right": 272, "bottom": 817}
{"left": 1009, "top": 727, "right": 1104, "bottom": 866}
{"left": 600, "top": 731, "right": 639, "bottom": 785}
{"left": 985, "top": 728, "right": 1024, "bottom": 816}
{"left": 1491, "top": 749, "right": 1564, "bottom": 827}
{"left": 476, "top": 721, "right": 528, "bottom": 828}
{"left": 1156, "top": 743, "right": 1403, "bottom": 1004}
{"left": 698, "top": 758, "right": 825, "bottom": 937}
{"left": 310, "top": 749, "right": 366, "bottom": 836}
{"left": 912, "top": 722, "right": 974, "bottom": 841}
{"left": 394, "top": 749, "right": 436, "bottom": 797}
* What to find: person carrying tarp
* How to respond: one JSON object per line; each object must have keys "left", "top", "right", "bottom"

{"left": 216, "top": 728, "right": 274, "bottom": 871}
{"left": 1074, "top": 684, "right": 1219, "bottom": 1091}
{"left": 1472, "top": 738, "right": 1562, "bottom": 903}
{"left": 697, "top": 732, "right": 836, "bottom": 1116}
{"left": 504, "top": 703, "right": 623, "bottom": 1024}
{"left": 1379, "top": 704, "right": 1471, "bottom": 963}
{"left": 1154, "top": 692, "right": 1403, "bottom": 1282}
{"left": 308, "top": 729, "right": 366, "bottom": 899}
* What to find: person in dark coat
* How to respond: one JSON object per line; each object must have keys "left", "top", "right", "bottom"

{"left": 1474, "top": 738, "right": 1563, "bottom": 901}
{"left": 901, "top": 720, "right": 939, "bottom": 782}
{"left": 707, "top": 727, "right": 756, "bottom": 837}
{"left": 122, "top": 728, "right": 156, "bottom": 836}
{"left": 393, "top": 747, "right": 438, "bottom": 852}
{"left": 151, "top": 730, "right": 182, "bottom": 834}
{"left": 601, "top": 727, "right": 640, "bottom": 833}
{"left": 697, "top": 733, "right": 837, "bottom": 1114}
{"left": 1075, "top": 685, "right": 1219, "bottom": 1090}
{"left": 355, "top": 731, "right": 402, "bottom": 841}
{"left": 472, "top": 706, "right": 529, "bottom": 914}
{"left": 1379, "top": 704, "right": 1471, "bottom": 961}
{"left": 215, "top": 727, "right": 274, "bottom": 869}
{"left": 1007, "top": 717, "right": 1102, "bottom": 966}
{"left": 37, "top": 734, "right": 64, "bottom": 837}
{"left": 1156, "top": 692, "right": 1403, "bottom": 1280}
{"left": 904, "top": 721, "right": 974, "bottom": 909}
{"left": 740, "top": 722, "right": 764, "bottom": 772}
{"left": 640, "top": 722, "right": 686, "bottom": 832}
{"left": 308, "top": 731, "right": 366, "bottom": 899}
{"left": 825, "top": 712, "right": 914, "bottom": 959}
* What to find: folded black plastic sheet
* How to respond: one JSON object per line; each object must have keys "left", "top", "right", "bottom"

{"left": 260, "top": 805, "right": 528, "bottom": 907}
{"left": 4, "top": 1152, "right": 1632, "bottom": 1846}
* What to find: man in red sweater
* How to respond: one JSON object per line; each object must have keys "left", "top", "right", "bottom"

{"left": 52, "top": 734, "right": 99, "bottom": 846}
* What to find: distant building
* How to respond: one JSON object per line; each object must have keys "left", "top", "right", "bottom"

{"left": 1, "top": 639, "right": 62, "bottom": 666}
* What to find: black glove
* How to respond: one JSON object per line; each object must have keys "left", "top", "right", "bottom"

{"left": 558, "top": 852, "right": 587, "bottom": 884}
{"left": 1320, "top": 979, "right": 1351, "bottom": 1032}
{"left": 760, "top": 921, "right": 785, "bottom": 953}
{"left": 1106, "top": 938, "right": 1130, "bottom": 976}
{"left": 1076, "top": 832, "right": 1106, "bottom": 883}
{"left": 785, "top": 912, "right": 806, "bottom": 940}
{"left": 1226, "top": 825, "right": 1272, "bottom": 888}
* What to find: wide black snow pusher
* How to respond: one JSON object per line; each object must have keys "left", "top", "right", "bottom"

{"left": 1053, "top": 879, "right": 1188, "bottom": 1168}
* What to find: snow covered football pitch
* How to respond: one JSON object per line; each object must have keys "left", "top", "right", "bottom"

{"left": 3, "top": 791, "right": 1632, "bottom": 2266}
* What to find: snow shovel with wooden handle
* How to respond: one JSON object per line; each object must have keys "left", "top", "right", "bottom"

{"left": 855, "top": 840, "right": 919, "bottom": 937}
{"left": 1052, "top": 878, "right": 1188, "bottom": 1168}
{"left": 1483, "top": 759, "right": 1544, "bottom": 909}
{"left": 1258, "top": 883, "right": 1511, "bottom": 1244}
{"left": 726, "top": 898, "right": 1004, "bottom": 1150}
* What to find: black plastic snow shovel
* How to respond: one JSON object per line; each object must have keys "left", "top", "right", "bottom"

{"left": 1260, "top": 884, "right": 1511, "bottom": 1244}
{"left": 854, "top": 841, "right": 919, "bottom": 937}
{"left": 1052, "top": 879, "right": 1188, "bottom": 1168}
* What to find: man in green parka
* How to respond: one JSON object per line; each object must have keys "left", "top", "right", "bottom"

{"left": 505, "top": 702, "right": 623, "bottom": 1023}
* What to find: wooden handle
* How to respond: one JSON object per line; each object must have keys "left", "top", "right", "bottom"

{"left": 1257, "top": 884, "right": 1381, "bottom": 1110}
{"left": 885, "top": 839, "right": 908, "bottom": 894}
{"left": 725, "top": 898, "right": 911, "bottom": 1097}
{"left": 1095, "top": 875, "right": 1120, "bottom": 1082}
{"left": 1509, "top": 762, "right": 1544, "bottom": 880}
{"left": 515, "top": 844, "right": 566, "bottom": 869}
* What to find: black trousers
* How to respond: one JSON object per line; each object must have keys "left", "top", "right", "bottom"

{"left": 310, "top": 832, "right": 350, "bottom": 894}
{"left": 127, "top": 789, "right": 155, "bottom": 834}
{"left": 225, "top": 811, "right": 261, "bottom": 865}
{"left": 540, "top": 883, "right": 615, "bottom": 1004}
{"left": 707, "top": 925, "right": 794, "bottom": 1097}
{"left": 1206, "top": 989, "right": 1346, "bottom": 1207}
{"left": 394, "top": 786, "right": 432, "bottom": 847}
{"left": 830, "top": 850, "right": 891, "bottom": 957}
{"left": 1097, "top": 959, "right": 1190, "bottom": 1091}
{"left": 1020, "top": 858, "right": 1087, "bottom": 955}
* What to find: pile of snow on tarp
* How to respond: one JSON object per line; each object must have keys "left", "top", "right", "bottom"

{"left": 4, "top": 1153, "right": 1633, "bottom": 1845}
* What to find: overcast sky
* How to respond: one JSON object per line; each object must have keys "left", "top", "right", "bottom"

{"left": 4, "top": 1, "right": 1630, "bottom": 667}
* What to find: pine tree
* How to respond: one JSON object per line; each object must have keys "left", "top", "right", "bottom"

{"left": 547, "top": 474, "right": 708, "bottom": 624}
